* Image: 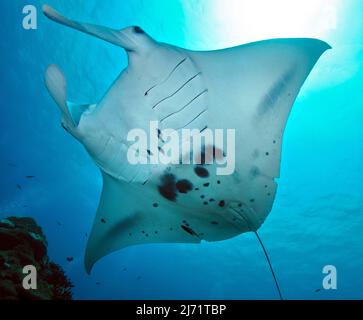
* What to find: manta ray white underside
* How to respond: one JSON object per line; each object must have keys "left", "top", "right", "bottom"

{"left": 42, "top": 5, "right": 330, "bottom": 273}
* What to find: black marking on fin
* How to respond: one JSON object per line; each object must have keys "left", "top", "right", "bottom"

{"left": 181, "top": 224, "right": 198, "bottom": 236}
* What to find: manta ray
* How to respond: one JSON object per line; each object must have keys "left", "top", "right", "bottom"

{"left": 43, "top": 5, "right": 330, "bottom": 297}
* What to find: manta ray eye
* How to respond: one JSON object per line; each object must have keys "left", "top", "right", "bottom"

{"left": 134, "top": 26, "right": 145, "bottom": 34}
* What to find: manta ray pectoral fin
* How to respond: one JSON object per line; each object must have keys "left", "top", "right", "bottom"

{"left": 85, "top": 172, "right": 243, "bottom": 273}
{"left": 43, "top": 5, "right": 147, "bottom": 53}
{"left": 84, "top": 172, "right": 200, "bottom": 273}
{"left": 45, "top": 64, "right": 95, "bottom": 135}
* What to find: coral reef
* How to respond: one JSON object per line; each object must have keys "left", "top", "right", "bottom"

{"left": 0, "top": 217, "right": 73, "bottom": 299}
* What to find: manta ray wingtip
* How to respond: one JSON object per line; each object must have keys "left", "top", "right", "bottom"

{"left": 325, "top": 41, "right": 332, "bottom": 50}
{"left": 309, "top": 38, "right": 332, "bottom": 52}
{"left": 317, "top": 39, "right": 332, "bottom": 51}
{"left": 84, "top": 253, "right": 96, "bottom": 275}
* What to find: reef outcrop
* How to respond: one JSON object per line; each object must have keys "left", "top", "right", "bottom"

{"left": 0, "top": 217, "right": 73, "bottom": 299}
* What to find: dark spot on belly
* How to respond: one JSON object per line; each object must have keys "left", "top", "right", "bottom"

{"left": 203, "top": 182, "right": 210, "bottom": 187}
{"left": 250, "top": 166, "right": 260, "bottom": 178}
{"left": 250, "top": 198, "right": 255, "bottom": 203}
{"left": 209, "top": 198, "right": 215, "bottom": 202}
{"left": 203, "top": 201, "right": 208, "bottom": 205}
{"left": 158, "top": 173, "right": 177, "bottom": 201}
{"left": 211, "top": 221, "right": 219, "bottom": 225}
{"left": 200, "top": 195, "right": 205, "bottom": 199}
{"left": 195, "top": 187, "right": 199, "bottom": 191}
{"left": 153, "top": 203, "right": 158, "bottom": 208}
{"left": 238, "top": 203, "right": 242, "bottom": 207}
{"left": 252, "top": 149, "right": 260, "bottom": 159}
{"left": 194, "top": 166, "right": 209, "bottom": 178}
{"left": 141, "top": 230, "right": 145, "bottom": 233}
{"left": 181, "top": 224, "right": 198, "bottom": 236}
{"left": 218, "top": 200, "right": 225, "bottom": 207}
{"left": 176, "top": 179, "right": 193, "bottom": 193}
{"left": 134, "top": 26, "right": 145, "bottom": 34}
{"left": 217, "top": 180, "right": 221, "bottom": 184}
{"left": 265, "top": 152, "right": 269, "bottom": 156}
{"left": 101, "top": 218, "right": 106, "bottom": 223}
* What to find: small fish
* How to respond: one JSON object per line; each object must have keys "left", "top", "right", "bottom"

{"left": 25, "top": 175, "right": 35, "bottom": 179}
{"left": 66, "top": 256, "right": 74, "bottom": 262}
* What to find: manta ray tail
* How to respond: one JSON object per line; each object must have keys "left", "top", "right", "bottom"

{"left": 254, "top": 231, "right": 283, "bottom": 300}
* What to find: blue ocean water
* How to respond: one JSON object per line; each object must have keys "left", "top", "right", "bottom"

{"left": 1, "top": 0, "right": 363, "bottom": 299}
